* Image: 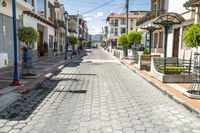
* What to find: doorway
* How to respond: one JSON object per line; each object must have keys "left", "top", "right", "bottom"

{"left": 173, "top": 28, "right": 180, "bottom": 57}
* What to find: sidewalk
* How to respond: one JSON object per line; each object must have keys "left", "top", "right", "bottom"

{"left": 106, "top": 49, "right": 200, "bottom": 116}
{"left": 0, "top": 51, "right": 85, "bottom": 112}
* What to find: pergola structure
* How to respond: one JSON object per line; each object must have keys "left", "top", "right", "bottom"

{"left": 140, "top": 23, "right": 161, "bottom": 54}
{"left": 153, "top": 12, "right": 185, "bottom": 72}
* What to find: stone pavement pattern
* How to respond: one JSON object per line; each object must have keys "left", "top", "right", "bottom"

{"left": 0, "top": 49, "right": 200, "bottom": 133}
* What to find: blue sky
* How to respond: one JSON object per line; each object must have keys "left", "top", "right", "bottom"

{"left": 61, "top": 0, "right": 150, "bottom": 35}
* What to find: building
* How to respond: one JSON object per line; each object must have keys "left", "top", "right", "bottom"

{"left": 0, "top": 0, "right": 68, "bottom": 69}
{"left": 106, "top": 11, "right": 147, "bottom": 49}
{"left": 91, "top": 34, "right": 102, "bottom": 42}
{"left": 68, "top": 14, "right": 89, "bottom": 46}
{"left": 137, "top": 0, "right": 195, "bottom": 59}
{"left": 0, "top": 0, "right": 33, "bottom": 68}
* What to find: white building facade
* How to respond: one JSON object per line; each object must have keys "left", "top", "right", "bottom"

{"left": 106, "top": 11, "right": 147, "bottom": 48}
{"left": 137, "top": 0, "right": 195, "bottom": 60}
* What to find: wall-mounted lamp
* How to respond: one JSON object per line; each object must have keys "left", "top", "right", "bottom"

{"left": 2, "top": 0, "right": 7, "bottom": 7}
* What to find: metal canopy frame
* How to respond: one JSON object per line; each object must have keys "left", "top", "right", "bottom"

{"left": 184, "top": 0, "right": 199, "bottom": 7}
{"left": 141, "top": 23, "right": 162, "bottom": 54}
{"left": 153, "top": 12, "right": 185, "bottom": 73}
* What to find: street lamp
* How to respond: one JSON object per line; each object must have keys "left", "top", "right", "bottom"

{"left": 11, "top": 0, "right": 21, "bottom": 86}
{"left": 141, "top": 22, "right": 161, "bottom": 54}
{"left": 64, "top": 11, "right": 69, "bottom": 60}
{"left": 2, "top": 0, "right": 7, "bottom": 7}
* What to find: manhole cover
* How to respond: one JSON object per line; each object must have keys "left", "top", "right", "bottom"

{"left": 67, "top": 90, "right": 87, "bottom": 93}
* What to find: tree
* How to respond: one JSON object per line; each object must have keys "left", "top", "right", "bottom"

{"left": 69, "top": 36, "right": 78, "bottom": 54}
{"left": 82, "top": 40, "right": 88, "bottom": 48}
{"left": 18, "top": 27, "right": 39, "bottom": 48}
{"left": 127, "top": 31, "right": 142, "bottom": 46}
{"left": 184, "top": 23, "right": 200, "bottom": 48}
{"left": 118, "top": 34, "right": 128, "bottom": 48}
{"left": 18, "top": 27, "right": 39, "bottom": 76}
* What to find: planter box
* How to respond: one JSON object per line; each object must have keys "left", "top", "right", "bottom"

{"left": 135, "top": 54, "right": 160, "bottom": 71}
{"left": 151, "top": 57, "right": 193, "bottom": 83}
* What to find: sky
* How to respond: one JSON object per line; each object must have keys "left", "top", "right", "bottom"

{"left": 61, "top": 0, "right": 150, "bottom": 35}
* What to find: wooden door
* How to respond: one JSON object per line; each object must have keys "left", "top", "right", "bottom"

{"left": 38, "top": 30, "right": 43, "bottom": 57}
{"left": 173, "top": 28, "right": 180, "bottom": 57}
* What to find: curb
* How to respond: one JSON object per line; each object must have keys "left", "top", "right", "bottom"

{"left": 121, "top": 60, "right": 200, "bottom": 118}
{"left": 0, "top": 52, "right": 85, "bottom": 113}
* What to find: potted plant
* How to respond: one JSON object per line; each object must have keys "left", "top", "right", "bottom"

{"left": 183, "top": 23, "right": 200, "bottom": 98}
{"left": 69, "top": 36, "right": 78, "bottom": 55}
{"left": 127, "top": 32, "right": 142, "bottom": 64}
{"left": 18, "top": 27, "right": 39, "bottom": 77}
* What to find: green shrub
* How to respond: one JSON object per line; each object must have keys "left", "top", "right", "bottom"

{"left": 157, "top": 65, "right": 186, "bottom": 74}
{"left": 118, "top": 34, "right": 128, "bottom": 48}
{"left": 18, "top": 27, "right": 39, "bottom": 48}
{"left": 143, "top": 49, "right": 149, "bottom": 55}
{"left": 183, "top": 23, "right": 200, "bottom": 48}
{"left": 127, "top": 31, "right": 142, "bottom": 44}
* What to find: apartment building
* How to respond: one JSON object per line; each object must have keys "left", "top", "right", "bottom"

{"left": 69, "top": 15, "right": 89, "bottom": 41}
{"left": 22, "top": 0, "right": 59, "bottom": 60}
{"left": 0, "top": 0, "right": 67, "bottom": 69}
{"left": 106, "top": 11, "right": 147, "bottom": 48}
{"left": 0, "top": 0, "right": 33, "bottom": 67}
{"left": 137, "top": 0, "right": 195, "bottom": 59}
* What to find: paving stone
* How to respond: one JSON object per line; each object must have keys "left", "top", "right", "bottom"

{"left": 1, "top": 49, "right": 200, "bottom": 132}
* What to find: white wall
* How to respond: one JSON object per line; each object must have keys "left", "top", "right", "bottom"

{"left": 23, "top": 14, "right": 55, "bottom": 58}
{"left": 0, "top": 0, "right": 32, "bottom": 19}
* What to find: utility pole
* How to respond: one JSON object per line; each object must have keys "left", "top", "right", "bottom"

{"left": 125, "top": 0, "right": 129, "bottom": 57}
{"left": 11, "top": 0, "right": 21, "bottom": 86}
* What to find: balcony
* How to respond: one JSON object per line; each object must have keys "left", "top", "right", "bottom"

{"left": 136, "top": 10, "right": 166, "bottom": 26}
{"left": 55, "top": 20, "right": 65, "bottom": 28}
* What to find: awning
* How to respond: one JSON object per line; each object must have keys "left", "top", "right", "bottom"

{"left": 184, "top": 0, "right": 200, "bottom": 7}
{"left": 153, "top": 12, "right": 185, "bottom": 26}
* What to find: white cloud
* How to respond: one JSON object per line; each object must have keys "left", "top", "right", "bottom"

{"left": 84, "top": 17, "right": 92, "bottom": 21}
{"left": 96, "top": 12, "right": 104, "bottom": 17}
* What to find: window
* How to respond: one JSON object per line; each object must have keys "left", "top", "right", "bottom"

{"left": 111, "top": 20, "right": 115, "bottom": 26}
{"left": 114, "top": 19, "right": 118, "bottom": 27}
{"left": 24, "top": 0, "right": 33, "bottom": 6}
{"left": 130, "top": 28, "right": 133, "bottom": 30}
{"left": 121, "top": 19, "right": 126, "bottom": 25}
{"left": 121, "top": 28, "right": 126, "bottom": 34}
{"left": 111, "top": 28, "right": 114, "bottom": 34}
{"left": 114, "top": 28, "right": 118, "bottom": 36}
{"left": 49, "top": 35, "right": 54, "bottom": 49}
{"left": 37, "top": 0, "right": 46, "bottom": 17}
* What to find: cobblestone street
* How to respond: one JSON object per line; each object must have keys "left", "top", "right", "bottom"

{"left": 0, "top": 49, "right": 200, "bottom": 133}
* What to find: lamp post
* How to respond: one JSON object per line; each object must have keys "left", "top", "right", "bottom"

{"left": 11, "top": 0, "right": 21, "bottom": 86}
{"left": 64, "top": 11, "right": 69, "bottom": 60}
{"left": 77, "top": 13, "right": 81, "bottom": 52}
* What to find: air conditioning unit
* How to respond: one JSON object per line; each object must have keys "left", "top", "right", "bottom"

{"left": 0, "top": 53, "right": 8, "bottom": 68}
